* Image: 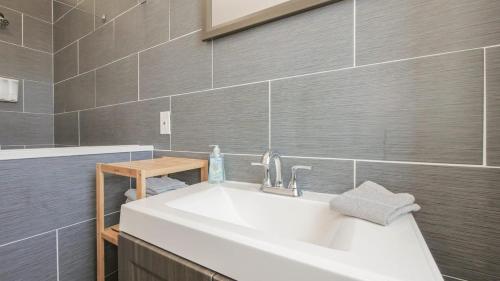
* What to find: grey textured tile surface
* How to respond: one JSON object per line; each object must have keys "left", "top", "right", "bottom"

{"left": 0, "top": 231, "right": 56, "bottom": 281}
{"left": 0, "top": 0, "right": 52, "bottom": 21}
{"left": 0, "top": 153, "right": 130, "bottom": 245}
{"left": 272, "top": 50, "right": 484, "bottom": 164}
{"left": 23, "top": 15, "right": 52, "bottom": 52}
{"left": 0, "top": 8, "right": 21, "bottom": 45}
{"left": 225, "top": 154, "right": 262, "bottom": 184}
{"left": 356, "top": 162, "right": 500, "bottom": 281}
{"left": 55, "top": 112, "right": 79, "bottom": 145}
{"left": 0, "top": 41, "right": 52, "bottom": 83}
{"left": 132, "top": 151, "right": 153, "bottom": 161}
{"left": 114, "top": 0, "right": 169, "bottom": 59}
{"left": 54, "top": 42, "right": 78, "bottom": 83}
{"left": 95, "top": 0, "right": 136, "bottom": 28}
{"left": 96, "top": 54, "right": 138, "bottom": 106}
{"left": 213, "top": 0, "right": 353, "bottom": 87}
{"left": 356, "top": 0, "right": 500, "bottom": 65}
{"left": 80, "top": 98, "right": 170, "bottom": 149}
{"left": 140, "top": 32, "right": 212, "bottom": 99}
{"left": 487, "top": 46, "right": 500, "bottom": 166}
{"left": 57, "top": 0, "right": 78, "bottom": 7}
{"left": 170, "top": 0, "right": 203, "bottom": 38}
{"left": 54, "top": 0, "right": 95, "bottom": 51}
{"left": 79, "top": 22, "right": 115, "bottom": 72}
{"left": 24, "top": 80, "right": 53, "bottom": 114}
{"left": 0, "top": 112, "right": 53, "bottom": 145}
{"left": 0, "top": 80, "right": 23, "bottom": 112}
{"left": 172, "top": 83, "right": 269, "bottom": 154}
{"left": 53, "top": 1, "right": 73, "bottom": 22}
{"left": 54, "top": 71, "right": 96, "bottom": 113}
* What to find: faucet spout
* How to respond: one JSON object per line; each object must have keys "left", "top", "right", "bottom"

{"left": 251, "top": 150, "right": 283, "bottom": 188}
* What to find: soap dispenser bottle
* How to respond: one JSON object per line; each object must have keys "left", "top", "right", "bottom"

{"left": 208, "top": 145, "right": 225, "bottom": 184}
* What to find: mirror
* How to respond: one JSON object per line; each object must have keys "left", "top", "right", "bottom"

{"left": 203, "top": 0, "right": 342, "bottom": 40}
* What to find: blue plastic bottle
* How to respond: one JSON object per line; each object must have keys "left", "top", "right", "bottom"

{"left": 208, "top": 145, "right": 225, "bottom": 184}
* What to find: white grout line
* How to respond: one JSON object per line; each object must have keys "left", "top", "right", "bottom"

{"left": 353, "top": 160, "right": 356, "bottom": 188}
{"left": 168, "top": 0, "right": 171, "bottom": 40}
{"left": 0, "top": 110, "right": 53, "bottom": 115}
{"left": 77, "top": 111, "right": 81, "bottom": 146}
{"left": 0, "top": 229, "right": 55, "bottom": 248}
{"left": 268, "top": 81, "right": 272, "bottom": 150}
{"left": 0, "top": 38, "right": 52, "bottom": 55}
{"left": 22, "top": 80, "right": 25, "bottom": 112}
{"left": 21, "top": 14, "right": 24, "bottom": 46}
{"left": 93, "top": 71, "right": 97, "bottom": 107}
{"left": 483, "top": 48, "right": 487, "bottom": 166}
{"left": 211, "top": 40, "right": 214, "bottom": 88}
{"left": 169, "top": 96, "right": 172, "bottom": 149}
{"left": 0, "top": 4, "right": 52, "bottom": 24}
{"left": 105, "top": 270, "right": 118, "bottom": 278}
{"left": 353, "top": 0, "right": 356, "bottom": 67}
{"left": 77, "top": 41, "right": 80, "bottom": 74}
{"left": 137, "top": 54, "right": 141, "bottom": 100}
{"left": 442, "top": 274, "right": 470, "bottom": 281}
{"left": 56, "top": 229, "right": 60, "bottom": 281}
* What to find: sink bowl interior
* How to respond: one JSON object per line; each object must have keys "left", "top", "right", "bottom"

{"left": 166, "top": 186, "right": 354, "bottom": 250}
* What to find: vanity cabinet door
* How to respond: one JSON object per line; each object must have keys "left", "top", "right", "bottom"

{"left": 119, "top": 233, "right": 214, "bottom": 281}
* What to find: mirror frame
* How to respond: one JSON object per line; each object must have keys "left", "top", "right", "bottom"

{"left": 202, "top": 0, "right": 342, "bottom": 41}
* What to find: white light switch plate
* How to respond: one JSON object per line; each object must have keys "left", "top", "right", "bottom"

{"left": 160, "top": 111, "right": 171, "bottom": 135}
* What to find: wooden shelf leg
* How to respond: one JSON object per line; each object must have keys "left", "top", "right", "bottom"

{"left": 136, "top": 170, "right": 146, "bottom": 199}
{"left": 96, "top": 164, "right": 106, "bottom": 281}
{"left": 200, "top": 163, "right": 208, "bottom": 182}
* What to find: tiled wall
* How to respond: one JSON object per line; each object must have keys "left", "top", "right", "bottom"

{"left": 0, "top": 0, "right": 54, "bottom": 148}
{"left": 0, "top": 150, "right": 152, "bottom": 281}
{"left": 52, "top": 0, "right": 500, "bottom": 280}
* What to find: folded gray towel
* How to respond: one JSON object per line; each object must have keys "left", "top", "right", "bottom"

{"left": 330, "top": 181, "right": 421, "bottom": 226}
{"left": 125, "top": 176, "right": 188, "bottom": 202}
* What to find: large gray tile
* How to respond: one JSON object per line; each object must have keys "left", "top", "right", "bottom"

{"left": 54, "top": 0, "right": 95, "bottom": 51}
{"left": 55, "top": 42, "right": 78, "bottom": 83}
{"left": 78, "top": 22, "right": 115, "bottom": 72}
{"left": 272, "top": 50, "right": 484, "bottom": 164}
{"left": 24, "top": 80, "right": 53, "bottom": 114}
{"left": 0, "top": 41, "right": 52, "bottom": 83}
{"left": 55, "top": 112, "right": 79, "bottom": 145}
{"left": 139, "top": 32, "right": 211, "bottom": 99}
{"left": 213, "top": 0, "right": 353, "bottom": 87}
{"left": 80, "top": 98, "right": 170, "bottom": 149}
{"left": 356, "top": 162, "right": 500, "bottom": 281}
{"left": 0, "top": 8, "right": 21, "bottom": 45}
{"left": 0, "top": 112, "right": 53, "bottom": 145}
{"left": 487, "top": 46, "right": 500, "bottom": 166}
{"left": 0, "top": 231, "right": 57, "bottom": 281}
{"left": 96, "top": 54, "right": 138, "bottom": 106}
{"left": 0, "top": 152, "right": 130, "bottom": 245}
{"left": 95, "top": 0, "right": 136, "bottom": 28}
{"left": 54, "top": 71, "right": 96, "bottom": 113}
{"left": 114, "top": 0, "right": 169, "bottom": 58}
{"left": 132, "top": 150, "right": 153, "bottom": 161}
{"left": 23, "top": 15, "right": 52, "bottom": 52}
{"left": 170, "top": 0, "right": 202, "bottom": 38}
{"left": 357, "top": 0, "right": 500, "bottom": 65}
{"left": 0, "top": 80, "right": 23, "bottom": 112}
{"left": 57, "top": 0, "right": 78, "bottom": 7}
{"left": 53, "top": 1, "right": 73, "bottom": 22}
{"left": 0, "top": 0, "right": 52, "bottom": 21}
{"left": 172, "top": 83, "right": 269, "bottom": 154}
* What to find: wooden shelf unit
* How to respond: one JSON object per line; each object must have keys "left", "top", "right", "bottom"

{"left": 96, "top": 157, "right": 209, "bottom": 281}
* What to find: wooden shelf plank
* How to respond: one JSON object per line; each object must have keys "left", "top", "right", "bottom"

{"left": 102, "top": 227, "right": 119, "bottom": 245}
{"left": 101, "top": 157, "right": 208, "bottom": 178}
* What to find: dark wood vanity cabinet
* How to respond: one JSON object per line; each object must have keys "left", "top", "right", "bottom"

{"left": 119, "top": 233, "right": 235, "bottom": 281}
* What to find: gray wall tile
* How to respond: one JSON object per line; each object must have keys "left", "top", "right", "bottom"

{"left": 0, "top": 231, "right": 57, "bottom": 281}
{"left": 96, "top": 54, "right": 138, "bottom": 106}
{"left": 54, "top": 0, "right": 95, "bottom": 51}
{"left": 95, "top": 0, "right": 136, "bottom": 28}
{"left": 78, "top": 22, "right": 115, "bottom": 72}
{"left": 55, "top": 112, "right": 79, "bottom": 145}
{"left": 0, "top": 153, "right": 130, "bottom": 245}
{"left": 53, "top": 1, "right": 73, "bottom": 22}
{"left": 57, "top": 0, "right": 77, "bottom": 7}
{"left": 0, "top": 80, "right": 23, "bottom": 112}
{"left": 80, "top": 98, "right": 170, "bottom": 149}
{"left": 114, "top": 0, "right": 169, "bottom": 59}
{"left": 59, "top": 220, "right": 96, "bottom": 281}
{"left": 213, "top": 0, "right": 353, "bottom": 87}
{"left": 23, "top": 15, "right": 52, "bottom": 52}
{"left": 24, "top": 80, "right": 53, "bottom": 114}
{"left": 272, "top": 50, "right": 484, "bottom": 164}
{"left": 170, "top": 0, "right": 203, "bottom": 38}
{"left": 0, "top": 112, "right": 53, "bottom": 145}
{"left": 172, "top": 83, "right": 269, "bottom": 154}
{"left": 487, "top": 46, "right": 500, "bottom": 166}
{"left": 356, "top": 162, "right": 500, "bottom": 281}
{"left": 0, "top": 41, "right": 52, "bottom": 83}
{"left": 356, "top": 0, "right": 500, "bottom": 65}
{"left": 0, "top": 0, "right": 52, "bottom": 21}
{"left": 55, "top": 71, "right": 96, "bottom": 113}
{"left": 139, "top": 32, "right": 212, "bottom": 99}
{"left": 0, "top": 8, "right": 22, "bottom": 45}
{"left": 132, "top": 151, "right": 153, "bottom": 161}
{"left": 55, "top": 42, "right": 78, "bottom": 83}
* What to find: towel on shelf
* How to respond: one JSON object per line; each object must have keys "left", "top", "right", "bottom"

{"left": 329, "top": 181, "right": 421, "bottom": 226}
{"left": 125, "top": 176, "right": 188, "bottom": 202}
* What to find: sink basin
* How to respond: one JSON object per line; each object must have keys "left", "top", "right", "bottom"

{"left": 120, "top": 181, "right": 443, "bottom": 281}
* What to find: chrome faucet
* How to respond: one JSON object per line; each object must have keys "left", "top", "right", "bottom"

{"left": 252, "top": 151, "right": 311, "bottom": 197}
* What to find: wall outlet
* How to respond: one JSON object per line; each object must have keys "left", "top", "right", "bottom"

{"left": 160, "top": 111, "right": 170, "bottom": 135}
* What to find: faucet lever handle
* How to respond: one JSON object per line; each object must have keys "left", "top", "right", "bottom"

{"left": 288, "top": 165, "right": 312, "bottom": 195}
{"left": 251, "top": 162, "right": 267, "bottom": 167}
{"left": 291, "top": 165, "right": 312, "bottom": 172}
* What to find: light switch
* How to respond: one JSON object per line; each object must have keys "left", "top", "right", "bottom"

{"left": 160, "top": 111, "right": 170, "bottom": 135}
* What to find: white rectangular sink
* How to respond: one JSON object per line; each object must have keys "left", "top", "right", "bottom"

{"left": 120, "top": 181, "right": 443, "bottom": 281}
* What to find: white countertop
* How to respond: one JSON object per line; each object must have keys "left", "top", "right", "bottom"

{"left": 0, "top": 145, "right": 154, "bottom": 161}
